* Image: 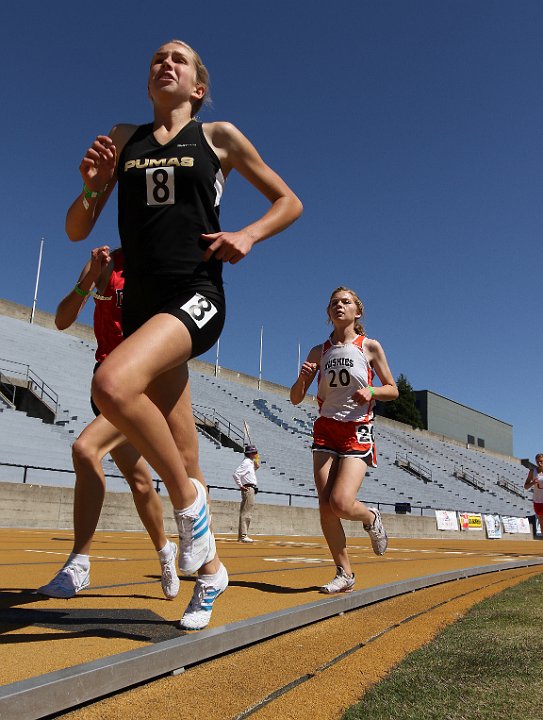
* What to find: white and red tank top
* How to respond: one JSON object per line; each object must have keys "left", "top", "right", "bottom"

{"left": 93, "top": 250, "right": 124, "bottom": 363}
{"left": 531, "top": 470, "right": 543, "bottom": 503}
{"left": 317, "top": 334, "right": 375, "bottom": 423}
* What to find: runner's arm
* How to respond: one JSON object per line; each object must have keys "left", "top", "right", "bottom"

{"left": 65, "top": 125, "right": 136, "bottom": 241}
{"left": 290, "top": 346, "right": 321, "bottom": 405}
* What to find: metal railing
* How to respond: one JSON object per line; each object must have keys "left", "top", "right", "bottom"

{"left": 5, "top": 458, "right": 520, "bottom": 517}
{"left": 0, "top": 377, "right": 16, "bottom": 408}
{"left": 0, "top": 461, "right": 429, "bottom": 514}
{"left": 497, "top": 475, "right": 527, "bottom": 499}
{"left": 454, "top": 465, "right": 487, "bottom": 491}
{"left": 0, "top": 461, "right": 160, "bottom": 492}
{"left": 192, "top": 404, "right": 245, "bottom": 447}
{"left": 395, "top": 452, "right": 432, "bottom": 483}
{"left": 0, "top": 357, "right": 59, "bottom": 416}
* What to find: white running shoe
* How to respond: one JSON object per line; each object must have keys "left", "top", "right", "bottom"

{"left": 176, "top": 479, "right": 216, "bottom": 575}
{"left": 160, "top": 540, "right": 180, "bottom": 600}
{"left": 36, "top": 563, "right": 90, "bottom": 598}
{"left": 320, "top": 566, "right": 355, "bottom": 594}
{"left": 364, "top": 507, "right": 388, "bottom": 555}
{"left": 179, "top": 562, "right": 229, "bottom": 631}
{"left": 238, "top": 535, "right": 254, "bottom": 543}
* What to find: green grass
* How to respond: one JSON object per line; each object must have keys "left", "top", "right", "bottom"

{"left": 343, "top": 573, "right": 543, "bottom": 720}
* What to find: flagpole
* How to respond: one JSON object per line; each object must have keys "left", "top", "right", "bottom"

{"left": 297, "top": 341, "right": 301, "bottom": 376}
{"left": 258, "top": 325, "right": 263, "bottom": 390}
{"left": 214, "top": 337, "right": 220, "bottom": 377}
{"left": 30, "top": 237, "right": 44, "bottom": 325}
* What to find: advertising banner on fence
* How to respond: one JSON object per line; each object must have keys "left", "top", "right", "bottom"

{"left": 435, "top": 510, "right": 459, "bottom": 531}
{"left": 502, "top": 516, "right": 531, "bottom": 534}
{"left": 459, "top": 512, "right": 483, "bottom": 531}
{"left": 483, "top": 514, "right": 502, "bottom": 539}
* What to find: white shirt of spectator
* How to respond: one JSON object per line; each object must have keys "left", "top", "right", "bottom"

{"left": 233, "top": 457, "right": 258, "bottom": 489}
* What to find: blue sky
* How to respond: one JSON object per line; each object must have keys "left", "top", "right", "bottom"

{"left": 1, "top": 1, "right": 542, "bottom": 459}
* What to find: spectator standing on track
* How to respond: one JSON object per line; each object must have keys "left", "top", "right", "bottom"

{"left": 233, "top": 445, "right": 260, "bottom": 542}
{"left": 290, "top": 287, "right": 398, "bottom": 594}
{"left": 64, "top": 39, "right": 302, "bottom": 629}
{"left": 37, "top": 246, "right": 180, "bottom": 602}
{"left": 524, "top": 453, "right": 543, "bottom": 533}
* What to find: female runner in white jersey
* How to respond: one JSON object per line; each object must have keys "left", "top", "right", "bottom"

{"left": 524, "top": 453, "right": 543, "bottom": 533}
{"left": 65, "top": 39, "right": 302, "bottom": 629}
{"left": 290, "top": 287, "right": 398, "bottom": 593}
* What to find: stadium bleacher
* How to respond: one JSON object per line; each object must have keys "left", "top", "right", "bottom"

{"left": 0, "top": 313, "right": 533, "bottom": 517}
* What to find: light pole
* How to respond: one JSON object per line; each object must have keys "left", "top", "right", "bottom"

{"left": 214, "top": 337, "right": 220, "bottom": 377}
{"left": 30, "top": 237, "right": 44, "bottom": 325}
{"left": 258, "top": 326, "right": 263, "bottom": 390}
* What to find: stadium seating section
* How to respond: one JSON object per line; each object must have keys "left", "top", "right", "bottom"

{"left": 0, "top": 314, "right": 532, "bottom": 517}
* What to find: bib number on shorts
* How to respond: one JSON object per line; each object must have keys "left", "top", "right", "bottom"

{"left": 355, "top": 424, "right": 372, "bottom": 445}
{"left": 146, "top": 167, "right": 175, "bottom": 206}
{"left": 180, "top": 294, "right": 218, "bottom": 329}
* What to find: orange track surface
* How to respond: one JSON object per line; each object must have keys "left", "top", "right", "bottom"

{"left": 2, "top": 528, "right": 542, "bottom": 718}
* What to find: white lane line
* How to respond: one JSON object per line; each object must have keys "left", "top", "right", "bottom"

{"left": 23, "top": 550, "right": 131, "bottom": 560}
{"left": 264, "top": 557, "right": 334, "bottom": 564}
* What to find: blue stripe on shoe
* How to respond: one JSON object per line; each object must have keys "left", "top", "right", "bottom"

{"left": 193, "top": 523, "right": 209, "bottom": 540}
{"left": 202, "top": 596, "right": 219, "bottom": 610}
{"left": 194, "top": 515, "right": 207, "bottom": 533}
{"left": 193, "top": 505, "right": 208, "bottom": 531}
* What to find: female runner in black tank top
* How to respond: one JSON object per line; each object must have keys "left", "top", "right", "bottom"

{"left": 65, "top": 40, "right": 302, "bottom": 626}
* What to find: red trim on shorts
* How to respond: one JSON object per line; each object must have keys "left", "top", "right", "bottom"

{"left": 534, "top": 503, "right": 543, "bottom": 516}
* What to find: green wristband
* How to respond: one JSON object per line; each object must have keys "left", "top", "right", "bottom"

{"left": 82, "top": 183, "right": 107, "bottom": 199}
{"left": 368, "top": 386, "right": 375, "bottom": 397}
{"left": 74, "top": 283, "right": 89, "bottom": 297}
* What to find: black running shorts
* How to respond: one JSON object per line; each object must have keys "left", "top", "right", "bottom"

{"left": 121, "top": 275, "right": 226, "bottom": 359}
{"left": 90, "top": 362, "right": 101, "bottom": 416}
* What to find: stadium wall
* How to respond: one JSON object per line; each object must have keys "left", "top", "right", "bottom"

{"left": 415, "top": 389, "right": 513, "bottom": 456}
{"left": 0, "top": 482, "right": 534, "bottom": 542}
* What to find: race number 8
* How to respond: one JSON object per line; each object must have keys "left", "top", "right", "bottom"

{"left": 180, "top": 293, "right": 218, "bottom": 329}
{"left": 146, "top": 167, "right": 175, "bottom": 206}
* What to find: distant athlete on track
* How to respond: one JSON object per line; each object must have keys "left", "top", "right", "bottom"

{"left": 64, "top": 39, "right": 302, "bottom": 628}
{"left": 290, "top": 287, "right": 398, "bottom": 593}
{"left": 37, "top": 246, "right": 180, "bottom": 603}
{"left": 524, "top": 453, "right": 543, "bottom": 533}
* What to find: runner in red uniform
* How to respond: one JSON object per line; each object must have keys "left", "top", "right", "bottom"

{"left": 37, "top": 246, "right": 181, "bottom": 602}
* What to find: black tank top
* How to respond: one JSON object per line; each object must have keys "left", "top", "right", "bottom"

{"left": 117, "top": 120, "right": 224, "bottom": 283}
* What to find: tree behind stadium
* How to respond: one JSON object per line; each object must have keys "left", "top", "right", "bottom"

{"left": 376, "top": 373, "right": 424, "bottom": 429}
